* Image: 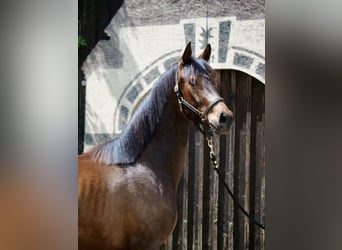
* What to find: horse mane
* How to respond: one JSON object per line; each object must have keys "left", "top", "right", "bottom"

{"left": 90, "top": 64, "right": 178, "bottom": 165}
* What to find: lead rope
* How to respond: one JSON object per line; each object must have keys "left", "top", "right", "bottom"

{"left": 205, "top": 135, "right": 266, "bottom": 230}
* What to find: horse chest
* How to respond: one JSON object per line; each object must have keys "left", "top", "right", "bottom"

{"left": 119, "top": 165, "right": 177, "bottom": 219}
{"left": 106, "top": 165, "right": 178, "bottom": 241}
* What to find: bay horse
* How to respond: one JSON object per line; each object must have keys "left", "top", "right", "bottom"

{"left": 78, "top": 42, "right": 234, "bottom": 250}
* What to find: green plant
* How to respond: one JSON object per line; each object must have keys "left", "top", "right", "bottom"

{"left": 78, "top": 36, "right": 87, "bottom": 48}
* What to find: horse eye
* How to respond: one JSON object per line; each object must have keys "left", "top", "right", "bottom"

{"left": 203, "top": 75, "right": 211, "bottom": 81}
{"left": 189, "top": 78, "right": 196, "bottom": 86}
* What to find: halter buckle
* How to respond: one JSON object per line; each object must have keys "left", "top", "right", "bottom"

{"left": 174, "top": 84, "right": 179, "bottom": 93}
{"left": 177, "top": 96, "right": 184, "bottom": 112}
{"left": 200, "top": 112, "right": 206, "bottom": 122}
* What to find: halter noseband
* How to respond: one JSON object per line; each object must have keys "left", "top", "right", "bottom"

{"left": 174, "top": 76, "right": 224, "bottom": 134}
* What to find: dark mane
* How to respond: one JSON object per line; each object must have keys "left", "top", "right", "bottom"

{"left": 91, "top": 64, "right": 177, "bottom": 165}
{"left": 191, "top": 56, "right": 212, "bottom": 75}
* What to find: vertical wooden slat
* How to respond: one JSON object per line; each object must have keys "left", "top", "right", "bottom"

{"left": 210, "top": 135, "right": 220, "bottom": 249}
{"left": 216, "top": 70, "right": 225, "bottom": 250}
{"left": 233, "top": 71, "right": 241, "bottom": 250}
{"left": 196, "top": 131, "right": 204, "bottom": 250}
{"left": 233, "top": 72, "right": 252, "bottom": 250}
{"left": 187, "top": 126, "right": 196, "bottom": 250}
{"left": 209, "top": 70, "right": 220, "bottom": 250}
{"left": 244, "top": 76, "right": 252, "bottom": 250}
{"left": 228, "top": 71, "right": 237, "bottom": 250}
{"left": 217, "top": 70, "right": 230, "bottom": 250}
{"left": 202, "top": 133, "right": 211, "bottom": 249}
{"left": 251, "top": 79, "right": 265, "bottom": 250}
{"left": 248, "top": 79, "right": 258, "bottom": 249}
{"left": 182, "top": 146, "right": 189, "bottom": 250}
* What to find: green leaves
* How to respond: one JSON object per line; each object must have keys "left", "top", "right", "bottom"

{"left": 78, "top": 36, "right": 87, "bottom": 48}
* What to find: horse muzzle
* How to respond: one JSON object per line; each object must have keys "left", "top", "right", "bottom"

{"left": 207, "top": 103, "right": 234, "bottom": 134}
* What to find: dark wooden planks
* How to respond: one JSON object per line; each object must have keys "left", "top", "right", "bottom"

{"left": 249, "top": 79, "right": 265, "bottom": 250}
{"left": 187, "top": 126, "right": 196, "bottom": 250}
{"left": 233, "top": 72, "right": 252, "bottom": 250}
{"left": 217, "top": 70, "right": 236, "bottom": 250}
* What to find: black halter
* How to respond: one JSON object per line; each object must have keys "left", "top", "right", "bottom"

{"left": 174, "top": 77, "right": 224, "bottom": 136}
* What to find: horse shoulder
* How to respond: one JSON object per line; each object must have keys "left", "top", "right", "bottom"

{"left": 121, "top": 162, "right": 178, "bottom": 244}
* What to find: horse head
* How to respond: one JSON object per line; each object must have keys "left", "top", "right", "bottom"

{"left": 175, "top": 42, "right": 234, "bottom": 134}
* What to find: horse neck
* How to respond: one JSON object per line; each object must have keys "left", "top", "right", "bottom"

{"left": 142, "top": 92, "right": 189, "bottom": 193}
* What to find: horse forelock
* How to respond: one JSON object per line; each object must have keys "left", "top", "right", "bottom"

{"left": 91, "top": 64, "right": 178, "bottom": 165}
{"left": 191, "top": 56, "right": 212, "bottom": 76}
{"left": 180, "top": 57, "right": 217, "bottom": 89}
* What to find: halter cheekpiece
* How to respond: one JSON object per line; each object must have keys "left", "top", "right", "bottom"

{"left": 174, "top": 72, "right": 224, "bottom": 136}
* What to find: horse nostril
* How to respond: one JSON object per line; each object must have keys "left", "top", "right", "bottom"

{"left": 219, "top": 112, "right": 233, "bottom": 125}
{"left": 219, "top": 112, "right": 228, "bottom": 125}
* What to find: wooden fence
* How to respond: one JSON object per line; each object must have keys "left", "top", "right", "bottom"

{"left": 161, "top": 70, "right": 265, "bottom": 250}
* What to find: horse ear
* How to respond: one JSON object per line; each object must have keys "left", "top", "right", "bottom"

{"left": 181, "top": 42, "right": 192, "bottom": 64}
{"left": 199, "top": 44, "right": 211, "bottom": 61}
